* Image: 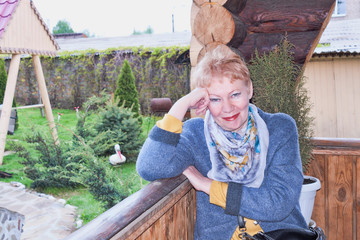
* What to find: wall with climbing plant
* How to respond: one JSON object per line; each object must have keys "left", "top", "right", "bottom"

{"left": 5, "top": 46, "right": 190, "bottom": 115}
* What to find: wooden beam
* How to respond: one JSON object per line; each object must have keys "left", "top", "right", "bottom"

{"left": 0, "top": 54, "right": 21, "bottom": 165}
{"left": 32, "top": 55, "right": 59, "bottom": 145}
{"left": 12, "top": 104, "right": 44, "bottom": 110}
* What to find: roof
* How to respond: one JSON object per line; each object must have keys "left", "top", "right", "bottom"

{"left": 54, "top": 33, "right": 88, "bottom": 39}
{"left": 314, "top": 18, "right": 360, "bottom": 56}
{"left": 0, "top": 0, "right": 19, "bottom": 39}
{"left": 0, "top": 0, "right": 59, "bottom": 56}
{"left": 56, "top": 32, "right": 192, "bottom": 52}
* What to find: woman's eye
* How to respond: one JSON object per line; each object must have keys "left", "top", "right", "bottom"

{"left": 210, "top": 98, "right": 220, "bottom": 102}
{"left": 232, "top": 92, "right": 241, "bottom": 98}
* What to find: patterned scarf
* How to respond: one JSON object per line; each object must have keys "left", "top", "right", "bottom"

{"left": 204, "top": 104, "right": 269, "bottom": 188}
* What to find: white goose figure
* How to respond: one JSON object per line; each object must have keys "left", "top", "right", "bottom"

{"left": 109, "top": 144, "right": 126, "bottom": 166}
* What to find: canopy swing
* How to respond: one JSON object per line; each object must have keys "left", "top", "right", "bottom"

{"left": 0, "top": 0, "right": 59, "bottom": 164}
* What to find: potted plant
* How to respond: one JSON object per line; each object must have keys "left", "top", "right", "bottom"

{"left": 300, "top": 176, "right": 321, "bottom": 226}
{"left": 248, "top": 39, "right": 320, "bottom": 226}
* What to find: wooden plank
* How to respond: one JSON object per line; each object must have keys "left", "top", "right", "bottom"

{"left": 306, "top": 154, "right": 326, "bottom": 230}
{"left": 175, "top": 195, "right": 186, "bottom": 239}
{"left": 12, "top": 104, "right": 44, "bottom": 110}
{"left": 151, "top": 218, "right": 163, "bottom": 240}
{"left": 33, "top": 55, "right": 59, "bottom": 145}
{"left": 327, "top": 155, "right": 353, "bottom": 240}
{"left": 312, "top": 149, "right": 360, "bottom": 156}
{"left": 351, "top": 59, "right": 360, "bottom": 138}
{"left": 236, "top": 31, "right": 319, "bottom": 64}
{"left": 303, "top": 60, "right": 338, "bottom": 137}
{"left": 0, "top": 54, "right": 21, "bottom": 165}
{"left": 185, "top": 188, "right": 196, "bottom": 240}
{"left": 312, "top": 138, "right": 360, "bottom": 149}
{"left": 136, "top": 227, "right": 151, "bottom": 240}
{"left": 164, "top": 204, "right": 175, "bottom": 239}
{"left": 238, "top": 0, "right": 334, "bottom": 33}
{"left": 357, "top": 156, "right": 360, "bottom": 240}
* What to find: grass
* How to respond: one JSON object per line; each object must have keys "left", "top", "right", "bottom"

{"left": 1, "top": 107, "right": 153, "bottom": 225}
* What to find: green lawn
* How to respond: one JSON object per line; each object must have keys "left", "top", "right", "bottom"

{"left": 1, "top": 107, "right": 152, "bottom": 224}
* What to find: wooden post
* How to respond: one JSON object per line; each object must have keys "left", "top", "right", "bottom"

{"left": 32, "top": 55, "right": 59, "bottom": 145}
{"left": 0, "top": 54, "right": 21, "bottom": 165}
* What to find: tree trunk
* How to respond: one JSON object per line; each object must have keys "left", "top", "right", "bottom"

{"left": 193, "top": 3, "right": 247, "bottom": 47}
{"left": 194, "top": 0, "right": 247, "bottom": 14}
{"left": 190, "top": 0, "right": 335, "bottom": 70}
{"left": 190, "top": 3, "right": 200, "bottom": 32}
{"left": 190, "top": 36, "right": 204, "bottom": 67}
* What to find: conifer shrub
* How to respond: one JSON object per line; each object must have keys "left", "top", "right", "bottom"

{"left": 114, "top": 59, "right": 141, "bottom": 123}
{"left": 12, "top": 132, "right": 84, "bottom": 189}
{"left": 12, "top": 129, "right": 136, "bottom": 208}
{"left": 75, "top": 93, "right": 143, "bottom": 161}
{"left": 248, "top": 40, "right": 314, "bottom": 171}
{"left": 93, "top": 102, "right": 143, "bottom": 159}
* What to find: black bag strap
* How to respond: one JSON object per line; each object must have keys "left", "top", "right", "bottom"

{"left": 237, "top": 215, "right": 326, "bottom": 240}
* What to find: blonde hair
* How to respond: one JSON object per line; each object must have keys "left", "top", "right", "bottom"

{"left": 192, "top": 45, "right": 250, "bottom": 88}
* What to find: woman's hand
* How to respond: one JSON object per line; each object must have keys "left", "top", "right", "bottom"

{"left": 187, "top": 88, "right": 210, "bottom": 115}
{"left": 183, "top": 166, "right": 212, "bottom": 195}
{"left": 168, "top": 88, "right": 209, "bottom": 121}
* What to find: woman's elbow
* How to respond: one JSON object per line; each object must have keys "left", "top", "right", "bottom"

{"left": 136, "top": 162, "right": 157, "bottom": 181}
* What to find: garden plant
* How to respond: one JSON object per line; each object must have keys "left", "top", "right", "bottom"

{"left": 249, "top": 39, "right": 314, "bottom": 170}
{"left": 2, "top": 92, "right": 149, "bottom": 223}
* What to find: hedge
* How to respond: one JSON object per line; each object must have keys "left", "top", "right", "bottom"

{"left": 5, "top": 46, "right": 190, "bottom": 115}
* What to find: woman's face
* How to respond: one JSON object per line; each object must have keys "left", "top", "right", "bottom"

{"left": 206, "top": 75, "right": 253, "bottom": 131}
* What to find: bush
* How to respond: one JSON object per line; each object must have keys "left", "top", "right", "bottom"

{"left": 12, "top": 129, "right": 136, "bottom": 209}
{"left": 12, "top": 132, "right": 84, "bottom": 189}
{"left": 76, "top": 94, "right": 143, "bottom": 161}
{"left": 249, "top": 40, "right": 314, "bottom": 170}
{"left": 93, "top": 101, "right": 143, "bottom": 159}
{"left": 114, "top": 59, "right": 141, "bottom": 122}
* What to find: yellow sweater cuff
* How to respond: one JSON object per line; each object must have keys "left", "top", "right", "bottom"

{"left": 209, "top": 180, "right": 228, "bottom": 209}
{"left": 210, "top": 181, "right": 263, "bottom": 238}
{"left": 156, "top": 114, "right": 183, "bottom": 133}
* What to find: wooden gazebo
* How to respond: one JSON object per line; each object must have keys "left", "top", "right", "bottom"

{"left": 0, "top": 0, "right": 59, "bottom": 164}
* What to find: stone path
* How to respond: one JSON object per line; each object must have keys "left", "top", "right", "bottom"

{"left": 0, "top": 181, "right": 77, "bottom": 240}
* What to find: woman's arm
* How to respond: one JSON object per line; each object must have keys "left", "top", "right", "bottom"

{"left": 183, "top": 166, "right": 212, "bottom": 194}
{"left": 136, "top": 88, "right": 210, "bottom": 181}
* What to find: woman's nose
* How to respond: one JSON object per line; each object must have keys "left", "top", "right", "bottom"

{"left": 222, "top": 99, "right": 233, "bottom": 113}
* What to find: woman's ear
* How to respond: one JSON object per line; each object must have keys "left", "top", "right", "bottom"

{"left": 248, "top": 80, "right": 253, "bottom": 99}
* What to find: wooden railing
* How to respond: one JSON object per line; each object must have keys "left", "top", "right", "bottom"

{"left": 64, "top": 174, "right": 196, "bottom": 240}
{"left": 306, "top": 138, "right": 360, "bottom": 240}
{"left": 65, "top": 137, "right": 360, "bottom": 240}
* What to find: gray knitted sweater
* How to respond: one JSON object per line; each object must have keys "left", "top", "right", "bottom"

{"left": 137, "top": 109, "right": 307, "bottom": 239}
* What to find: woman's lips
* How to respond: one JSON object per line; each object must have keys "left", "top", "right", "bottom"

{"left": 222, "top": 113, "right": 240, "bottom": 121}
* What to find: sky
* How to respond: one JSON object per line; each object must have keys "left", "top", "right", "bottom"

{"left": 32, "top": 0, "right": 192, "bottom": 37}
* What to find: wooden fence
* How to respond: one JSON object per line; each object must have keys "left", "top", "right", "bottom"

{"left": 306, "top": 138, "right": 360, "bottom": 240}
{"left": 64, "top": 175, "right": 196, "bottom": 240}
{"left": 64, "top": 137, "right": 360, "bottom": 240}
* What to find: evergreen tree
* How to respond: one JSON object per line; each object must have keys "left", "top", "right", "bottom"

{"left": 249, "top": 40, "right": 314, "bottom": 171}
{"left": 0, "top": 58, "right": 7, "bottom": 104}
{"left": 114, "top": 60, "right": 141, "bottom": 121}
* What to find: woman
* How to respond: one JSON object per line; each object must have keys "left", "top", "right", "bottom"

{"left": 136, "top": 45, "right": 308, "bottom": 239}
